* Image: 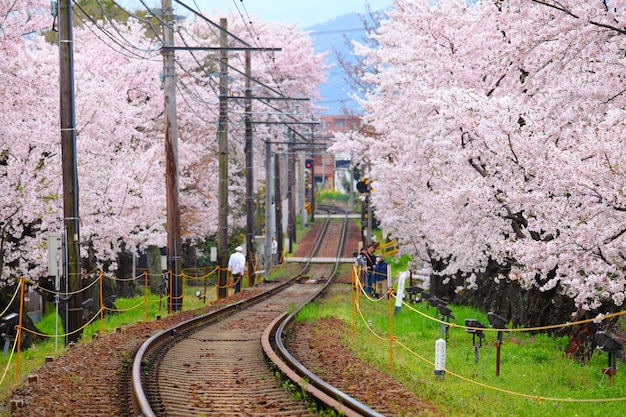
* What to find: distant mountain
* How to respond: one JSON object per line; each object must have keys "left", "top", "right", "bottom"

{"left": 308, "top": 12, "right": 373, "bottom": 115}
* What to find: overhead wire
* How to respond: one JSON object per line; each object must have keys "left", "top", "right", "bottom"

{"left": 231, "top": 0, "right": 326, "bottom": 140}
{"left": 71, "top": 0, "right": 162, "bottom": 60}
{"left": 107, "top": 0, "right": 163, "bottom": 39}
{"left": 144, "top": 0, "right": 318, "bottom": 139}
{"left": 173, "top": 19, "right": 287, "bottom": 132}
{"left": 229, "top": 0, "right": 286, "bottom": 96}
{"left": 91, "top": 0, "right": 163, "bottom": 47}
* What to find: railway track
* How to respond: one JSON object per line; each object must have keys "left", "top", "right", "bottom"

{"left": 130, "top": 205, "right": 381, "bottom": 416}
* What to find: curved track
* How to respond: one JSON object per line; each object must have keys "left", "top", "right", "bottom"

{"left": 130, "top": 206, "right": 378, "bottom": 416}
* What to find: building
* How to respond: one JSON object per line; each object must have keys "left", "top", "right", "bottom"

{"left": 314, "top": 115, "right": 361, "bottom": 193}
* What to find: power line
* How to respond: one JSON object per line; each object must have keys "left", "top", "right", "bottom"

{"left": 71, "top": 1, "right": 162, "bottom": 59}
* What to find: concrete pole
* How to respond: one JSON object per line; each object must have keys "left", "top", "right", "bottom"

{"left": 274, "top": 152, "right": 283, "bottom": 261}
{"left": 244, "top": 50, "right": 255, "bottom": 286}
{"left": 264, "top": 141, "right": 273, "bottom": 275}
{"left": 217, "top": 18, "right": 229, "bottom": 299}
{"left": 300, "top": 153, "right": 307, "bottom": 229}
{"left": 162, "top": 0, "right": 182, "bottom": 310}
{"left": 287, "top": 139, "right": 296, "bottom": 252}
{"left": 58, "top": 0, "right": 82, "bottom": 343}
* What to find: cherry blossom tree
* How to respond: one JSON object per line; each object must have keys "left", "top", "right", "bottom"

{"left": 332, "top": 0, "right": 626, "bottom": 325}
{"left": 1, "top": 2, "right": 326, "bottom": 286}
{"left": 0, "top": 0, "right": 61, "bottom": 282}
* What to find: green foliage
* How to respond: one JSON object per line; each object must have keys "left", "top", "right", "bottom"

{"left": 316, "top": 190, "right": 350, "bottom": 203}
{"left": 302, "top": 286, "right": 626, "bottom": 417}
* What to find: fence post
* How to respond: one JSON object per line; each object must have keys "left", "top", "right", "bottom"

{"left": 169, "top": 270, "right": 173, "bottom": 315}
{"left": 351, "top": 265, "right": 357, "bottom": 335}
{"left": 388, "top": 289, "right": 394, "bottom": 371}
{"left": 15, "top": 277, "right": 25, "bottom": 379}
{"left": 181, "top": 271, "right": 185, "bottom": 311}
{"left": 99, "top": 272, "right": 104, "bottom": 334}
{"left": 144, "top": 272, "right": 149, "bottom": 321}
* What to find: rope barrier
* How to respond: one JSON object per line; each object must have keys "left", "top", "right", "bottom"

{"left": 0, "top": 285, "right": 20, "bottom": 318}
{"left": 26, "top": 274, "right": 101, "bottom": 297}
{"left": 18, "top": 307, "right": 105, "bottom": 339}
{"left": 0, "top": 268, "right": 230, "bottom": 384}
{"left": 0, "top": 334, "right": 18, "bottom": 386}
{"left": 104, "top": 299, "right": 145, "bottom": 313}
{"left": 390, "top": 292, "right": 626, "bottom": 333}
{"left": 351, "top": 268, "right": 626, "bottom": 404}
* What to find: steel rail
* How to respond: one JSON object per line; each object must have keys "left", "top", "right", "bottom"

{"left": 130, "top": 207, "right": 338, "bottom": 416}
{"left": 262, "top": 207, "right": 385, "bottom": 416}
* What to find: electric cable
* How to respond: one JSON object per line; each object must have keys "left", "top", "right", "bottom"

{"left": 92, "top": 0, "right": 163, "bottom": 48}
{"left": 71, "top": 1, "right": 161, "bottom": 60}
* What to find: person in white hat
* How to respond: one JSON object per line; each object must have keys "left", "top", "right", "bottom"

{"left": 228, "top": 246, "right": 246, "bottom": 293}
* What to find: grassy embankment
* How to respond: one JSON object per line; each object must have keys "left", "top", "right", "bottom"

{"left": 297, "top": 262, "right": 626, "bottom": 417}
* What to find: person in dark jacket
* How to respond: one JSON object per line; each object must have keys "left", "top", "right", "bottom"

{"left": 374, "top": 254, "right": 389, "bottom": 298}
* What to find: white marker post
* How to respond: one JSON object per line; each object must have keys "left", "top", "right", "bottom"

{"left": 435, "top": 338, "right": 446, "bottom": 378}
{"left": 394, "top": 271, "right": 407, "bottom": 314}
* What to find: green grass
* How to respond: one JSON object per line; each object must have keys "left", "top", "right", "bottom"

{"left": 298, "top": 284, "right": 626, "bottom": 417}
{"left": 0, "top": 280, "right": 222, "bottom": 401}
{"left": 4, "top": 255, "right": 625, "bottom": 416}
{"left": 316, "top": 190, "right": 351, "bottom": 203}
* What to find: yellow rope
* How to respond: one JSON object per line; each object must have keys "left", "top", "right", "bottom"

{"left": 354, "top": 286, "right": 626, "bottom": 403}
{"left": 0, "top": 285, "right": 20, "bottom": 318}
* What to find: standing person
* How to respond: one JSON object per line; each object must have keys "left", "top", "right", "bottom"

{"left": 374, "top": 254, "right": 389, "bottom": 298}
{"left": 363, "top": 244, "right": 375, "bottom": 295}
{"left": 355, "top": 248, "right": 366, "bottom": 290}
{"left": 271, "top": 237, "right": 278, "bottom": 267}
{"left": 228, "top": 246, "right": 246, "bottom": 293}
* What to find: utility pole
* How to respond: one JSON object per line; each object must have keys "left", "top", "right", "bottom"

{"left": 275, "top": 152, "right": 283, "bottom": 262}
{"left": 264, "top": 141, "right": 273, "bottom": 275}
{"left": 300, "top": 153, "right": 306, "bottom": 229}
{"left": 244, "top": 50, "right": 255, "bottom": 286}
{"left": 161, "top": 0, "right": 182, "bottom": 311}
{"left": 287, "top": 136, "right": 296, "bottom": 253}
{"left": 58, "top": 0, "right": 82, "bottom": 344}
{"left": 217, "top": 18, "right": 229, "bottom": 299}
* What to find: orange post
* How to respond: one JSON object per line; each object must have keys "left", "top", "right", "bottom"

{"left": 351, "top": 265, "right": 357, "bottom": 335}
{"left": 203, "top": 268, "right": 208, "bottom": 305}
{"left": 15, "top": 277, "right": 25, "bottom": 379}
{"left": 144, "top": 272, "right": 149, "bottom": 321}
{"left": 181, "top": 271, "right": 185, "bottom": 310}
{"left": 168, "top": 270, "right": 173, "bottom": 314}
{"left": 388, "top": 289, "right": 394, "bottom": 371}
{"left": 99, "top": 272, "right": 104, "bottom": 334}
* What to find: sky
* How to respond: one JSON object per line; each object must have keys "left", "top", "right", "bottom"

{"left": 172, "top": 0, "right": 392, "bottom": 28}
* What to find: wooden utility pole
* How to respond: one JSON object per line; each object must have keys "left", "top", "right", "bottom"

{"left": 217, "top": 18, "right": 229, "bottom": 299}
{"left": 58, "top": 0, "right": 82, "bottom": 344}
{"left": 244, "top": 50, "right": 255, "bottom": 286}
{"left": 161, "top": 0, "right": 182, "bottom": 311}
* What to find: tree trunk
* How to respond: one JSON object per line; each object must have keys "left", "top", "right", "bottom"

{"left": 429, "top": 257, "right": 618, "bottom": 363}
{"left": 147, "top": 245, "right": 164, "bottom": 294}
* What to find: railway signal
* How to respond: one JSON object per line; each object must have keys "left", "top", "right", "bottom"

{"left": 356, "top": 178, "right": 369, "bottom": 193}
